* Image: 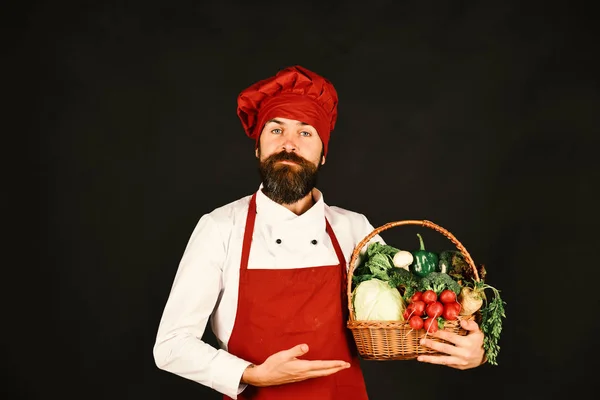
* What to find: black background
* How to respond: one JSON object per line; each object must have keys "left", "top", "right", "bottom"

{"left": 9, "top": 0, "right": 598, "bottom": 399}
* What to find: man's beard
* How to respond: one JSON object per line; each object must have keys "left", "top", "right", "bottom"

{"left": 258, "top": 151, "right": 321, "bottom": 205}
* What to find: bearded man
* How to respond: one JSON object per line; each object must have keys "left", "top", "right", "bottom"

{"left": 153, "top": 65, "right": 486, "bottom": 400}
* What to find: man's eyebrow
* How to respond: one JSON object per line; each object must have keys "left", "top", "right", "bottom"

{"left": 266, "top": 119, "right": 309, "bottom": 126}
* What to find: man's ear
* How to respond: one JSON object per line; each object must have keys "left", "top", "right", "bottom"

{"left": 255, "top": 147, "right": 259, "bottom": 159}
{"left": 321, "top": 155, "right": 326, "bottom": 165}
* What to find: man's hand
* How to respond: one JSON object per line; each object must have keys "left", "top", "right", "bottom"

{"left": 241, "top": 344, "right": 351, "bottom": 387}
{"left": 417, "top": 318, "right": 486, "bottom": 369}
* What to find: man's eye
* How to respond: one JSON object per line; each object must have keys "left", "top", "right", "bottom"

{"left": 272, "top": 128, "right": 282, "bottom": 134}
{"left": 300, "top": 131, "right": 311, "bottom": 137}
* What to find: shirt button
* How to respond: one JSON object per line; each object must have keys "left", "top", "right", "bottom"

{"left": 311, "top": 240, "right": 318, "bottom": 245}
{"left": 276, "top": 239, "right": 282, "bottom": 244}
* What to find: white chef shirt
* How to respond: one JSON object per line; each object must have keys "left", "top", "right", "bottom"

{"left": 153, "top": 185, "right": 382, "bottom": 399}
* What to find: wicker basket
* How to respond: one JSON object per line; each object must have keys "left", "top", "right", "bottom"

{"left": 346, "top": 219, "right": 481, "bottom": 360}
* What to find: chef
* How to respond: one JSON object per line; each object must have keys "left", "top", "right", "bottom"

{"left": 153, "top": 65, "right": 486, "bottom": 400}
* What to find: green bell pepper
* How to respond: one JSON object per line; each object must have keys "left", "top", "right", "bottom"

{"left": 410, "top": 233, "right": 439, "bottom": 278}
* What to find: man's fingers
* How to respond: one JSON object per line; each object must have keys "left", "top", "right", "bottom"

{"left": 259, "top": 352, "right": 351, "bottom": 386}
{"left": 420, "top": 337, "right": 460, "bottom": 356}
{"left": 281, "top": 345, "right": 350, "bottom": 371}
{"left": 299, "top": 359, "right": 351, "bottom": 370}
{"left": 306, "top": 365, "right": 351, "bottom": 378}
{"left": 430, "top": 329, "right": 465, "bottom": 346}
{"left": 417, "top": 355, "right": 458, "bottom": 367}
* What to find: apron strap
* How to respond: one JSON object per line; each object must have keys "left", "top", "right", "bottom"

{"left": 240, "top": 193, "right": 258, "bottom": 272}
{"left": 325, "top": 218, "right": 350, "bottom": 320}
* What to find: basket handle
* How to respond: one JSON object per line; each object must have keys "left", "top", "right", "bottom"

{"left": 346, "top": 220, "right": 480, "bottom": 322}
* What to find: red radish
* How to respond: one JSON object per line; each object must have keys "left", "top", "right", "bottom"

{"left": 439, "top": 289, "right": 457, "bottom": 304}
{"left": 410, "top": 291, "right": 423, "bottom": 303}
{"left": 442, "top": 303, "right": 460, "bottom": 320}
{"left": 421, "top": 290, "right": 437, "bottom": 304}
{"left": 408, "top": 315, "right": 424, "bottom": 330}
{"left": 423, "top": 317, "right": 438, "bottom": 333}
{"left": 425, "top": 301, "right": 444, "bottom": 319}
{"left": 444, "top": 302, "right": 461, "bottom": 314}
{"left": 403, "top": 309, "right": 412, "bottom": 321}
{"left": 410, "top": 300, "right": 426, "bottom": 316}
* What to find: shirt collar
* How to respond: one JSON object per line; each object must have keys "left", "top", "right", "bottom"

{"left": 255, "top": 183, "right": 326, "bottom": 231}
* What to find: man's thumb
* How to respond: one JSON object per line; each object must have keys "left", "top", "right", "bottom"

{"left": 461, "top": 318, "right": 479, "bottom": 331}
{"left": 289, "top": 343, "right": 309, "bottom": 358}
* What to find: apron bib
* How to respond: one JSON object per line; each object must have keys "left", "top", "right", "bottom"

{"left": 225, "top": 193, "right": 368, "bottom": 400}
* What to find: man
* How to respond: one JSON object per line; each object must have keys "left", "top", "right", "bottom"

{"left": 153, "top": 65, "right": 485, "bottom": 400}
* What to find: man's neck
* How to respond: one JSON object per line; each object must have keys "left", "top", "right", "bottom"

{"left": 283, "top": 191, "right": 315, "bottom": 215}
{"left": 262, "top": 189, "right": 315, "bottom": 216}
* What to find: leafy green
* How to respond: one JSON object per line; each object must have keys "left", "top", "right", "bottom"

{"left": 352, "top": 242, "right": 399, "bottom": 289}
{"left": 366, "top": 242, "right": 400, "bottom": 258}
{"left": 476, "top": 281, "right": 506, "bottom": 366}
{"left": 367, "top": 253, "right": 395, "bottom": 280}
{"left": 447, "top": 251, "right": 487, "bottom": 284}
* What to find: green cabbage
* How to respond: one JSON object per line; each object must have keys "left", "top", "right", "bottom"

{"left": 353, "top": 278, "right": 406, "bottom": 321}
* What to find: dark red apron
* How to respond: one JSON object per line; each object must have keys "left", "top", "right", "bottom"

{"left": 225, "top": 193, "right": 368, "bottom": 400}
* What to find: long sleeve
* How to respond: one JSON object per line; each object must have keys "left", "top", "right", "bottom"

{"left": 153, "top": 214, "right": 252, "bottom": 399}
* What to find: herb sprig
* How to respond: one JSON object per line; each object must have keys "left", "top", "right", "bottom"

{"left": 477, "top": 281, "right": 506, "bottom": 365}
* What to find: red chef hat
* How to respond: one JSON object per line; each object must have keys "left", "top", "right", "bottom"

{"left": 237, "top": 65, "right": 339, "bottom": 157}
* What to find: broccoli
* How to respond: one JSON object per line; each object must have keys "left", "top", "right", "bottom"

{"left": 417, "top": 272, "right": 461, "bottom": 295}
{"left": 388, "top": 268, "right": 420, "bottom": 302}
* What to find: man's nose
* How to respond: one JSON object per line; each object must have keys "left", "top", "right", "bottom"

{"left": 281, "top": 136, "right": 297, "bottom": 152}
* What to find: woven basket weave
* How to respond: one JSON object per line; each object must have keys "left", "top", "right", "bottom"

{"left": 346, "top": 219, "right": 481, "bottom": 360}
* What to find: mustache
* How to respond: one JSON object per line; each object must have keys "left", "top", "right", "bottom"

{"left": 266, "top": 151, "right": 311, "bottom": 165}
